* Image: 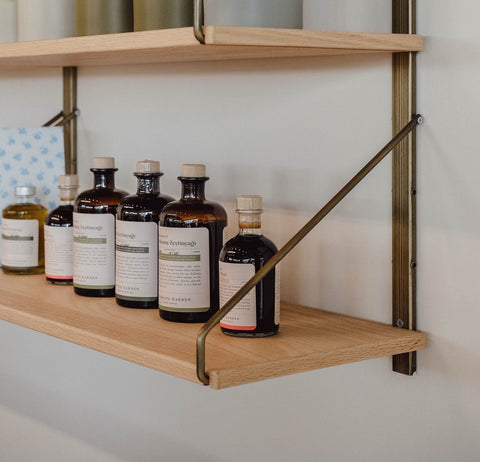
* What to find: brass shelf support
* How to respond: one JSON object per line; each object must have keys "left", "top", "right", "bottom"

{"left": 193, "top": 0, "right": 205, "bottom": 44}
{"left": 197, "top": 115, "right": 422, "bottom": 386}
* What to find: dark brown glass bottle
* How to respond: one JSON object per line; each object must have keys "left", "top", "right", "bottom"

{"left": 45, "top": 174, "right": 79, "bottom": 285}
{"left": 158, "top": 164, "right": 227, "bottom": 323}
{"left": 219, "top": 195, "right": 280, "bottom": 337}
{"left": 73, "top": 157, "right": 128, "bottom": 297}
{"left": 1, "top": 186, "right": 48, "bottom": 275}
{"left": 116, "top": 160, "right": 174, "bottom": 309}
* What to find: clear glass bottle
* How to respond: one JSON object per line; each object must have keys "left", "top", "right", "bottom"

{"left": 158, "top": 164, "right": 227, "bottom": 323}
{"left": 116, "top": 160, "right": 175, "bottom": 309}
{"left": 1, "top": 185, "right": 48, "bottom": 275}
{"left": 219, "top": 195, "right": 280, "bottom": 337}
{"left": 44, "top": 174, "right": 79, "bottom": 285}
{"left": 73, "top": 157, "right": 128, "bottom": 297}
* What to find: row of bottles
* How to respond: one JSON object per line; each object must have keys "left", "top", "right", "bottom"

{"left": 0, "top": 158, "right": 279, "bottom": 337}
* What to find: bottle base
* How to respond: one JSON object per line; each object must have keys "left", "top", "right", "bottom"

{"left": 116, "top": 297, "right": 158, "bottom": 309}
{"left": 47, "top": 277, "right": 73, "bottom": 285}
{"left": 74, "top": 286, "right": 115, "bottom": 297}
{"left": 2, "top": 266, "right": 44, "bottom": 275}
{"left": 159, "top": 309, "right": 215, "bottom": 323}
{"left": 221, "top": 327, "right": 279, "bottom": 338}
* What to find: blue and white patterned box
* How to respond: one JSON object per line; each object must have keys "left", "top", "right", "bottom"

{"left": 0, "top": 127, "right": 66, "bottom": 265}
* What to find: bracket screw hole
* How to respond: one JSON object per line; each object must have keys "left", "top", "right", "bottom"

{"left": 396, "top": 319, "right": 405, "bottom": 328}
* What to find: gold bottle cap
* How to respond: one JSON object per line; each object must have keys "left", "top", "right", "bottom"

{"left": 92, "top": 157, "right": 115, "bottom": 169}
{"left": 181, "top": 164, "right": 206, "bottom": 178}
{"left": 237, "top": 195, "right": 262, "bottom": 212}
{"left": 59, "top": 174, "right": 79, "bottom": 188}
{"left": 137, "top": 160, "right": 160, "bottom": 173}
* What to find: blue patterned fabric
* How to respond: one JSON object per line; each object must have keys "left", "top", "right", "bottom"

{"left": 0, "top": 127, "right": 66, "bottom": 265}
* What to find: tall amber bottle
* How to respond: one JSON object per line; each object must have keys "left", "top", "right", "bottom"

{"left": 1, "top": 186, "right": 48, "bottom": 275}
{"left": 73, "top": 157, "right": 128, "bottom": 297}
{"left": 116, "top": 160, "right": 174, "bottom": 309}
{"left": 158, "top": 164, "right": 227, "bottom": 323}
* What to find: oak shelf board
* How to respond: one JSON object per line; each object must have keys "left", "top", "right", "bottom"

{"left": 0, "top": 273, "right": 426, "bottom": 389}
{"left": 0, "top": 26, "right": 423, "bottom": 67}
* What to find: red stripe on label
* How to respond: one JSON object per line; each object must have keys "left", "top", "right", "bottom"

{"left": 46, "top": 274, "right": 73, "bottom": 280}
{"left": 220, "top": 323, "right": 255, "bottom": 331}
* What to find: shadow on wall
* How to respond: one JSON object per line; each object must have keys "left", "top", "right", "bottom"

{"left": 0, "top": 372, "right": 215, "bottom": 462}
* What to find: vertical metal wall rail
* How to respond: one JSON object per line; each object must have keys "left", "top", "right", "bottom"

{"left": 392, "top": 0, "right": 417, "bottom": 375}
{"left": 63, "top": 67, "right": 78, "bottom": 174}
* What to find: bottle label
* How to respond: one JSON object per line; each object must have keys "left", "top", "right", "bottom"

{"left": 158, "top": 226, "right": 210, "bottom": 312}
{"left": 45, "top": 225, "right": 73, "bottom": 279}
{"left": 115, "top": 220, "right": 158, "bottom": 301}
{"left": 1, "top": 218, "right": 39, "bottom": 267}
{"left": 73, "top": 213, "right": 115, "bottom": 289}
{"left": 219, "top": 261, "right": 256, "bottom": 330}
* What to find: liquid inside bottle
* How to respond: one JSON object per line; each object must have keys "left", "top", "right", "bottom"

{"left": 45, "top": 174, "right": 79, "bottom": 285}
{"left": 73, "top": 157, "right": 128, "bottom": 297}
{"left": 158, "top": 164, "right": 227, "bottom": 323}
{"left": 219, "top": 195, "right": 280, "bottom": 337}
{"left": 1, "top": 185, "right": 48, "bottom": 275}
{"left": 116, "top": 160, "right": 175, "bottom": 309}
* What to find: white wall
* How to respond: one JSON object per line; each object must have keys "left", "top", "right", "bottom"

{"left": 1, "top": 1, "right": 479, "bottom": 460}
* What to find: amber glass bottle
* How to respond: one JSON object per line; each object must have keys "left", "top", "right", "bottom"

{"left": 1, "top": 186, "right": 48, "bottom": 275}
{"left": 73, "top": 157, "right": 128, "bottom": 297}
{"left": 219, "top": 195, "right": 280, "bottom": 337}
{"left": 116, "top": 160, "right": 174, "bottom": 309}
{"left": 158, "top": 164, "right": 227, "bottom": 323}
{"left": 45, "top": 174, "right": 79, "bottom": 285}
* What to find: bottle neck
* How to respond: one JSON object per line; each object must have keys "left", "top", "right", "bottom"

{"left": 238, "top": 212, "right": 262, "bottom": 236}
{"left": 59, "top": 187, "right": 78, "bottom": 206}
{"left": 180, "top": 178, "right": 207, "bottom": 201}
{"left": 135, "top": 173, "right": 160, "bottom": 195}
{"left": 92, "top": 169, "right": 116, "bottom": 189}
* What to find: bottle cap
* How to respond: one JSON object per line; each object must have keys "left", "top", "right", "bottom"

{"left": 137, "top": 160, "right": 160, "bottom": 173}
{"left": 181, "top": 164, "right": 206, "bottom": 178}
{"left": 92, "top": 157, "right": 115, "bottom": 169}
{"left": 237, "top": 195, "right": 262, "bottom": 211}
{"left": 15, "top": 185, "right": 36, "bottom": 196}
{"left": 59, "top": 174, "right": 79, "bottom": 189}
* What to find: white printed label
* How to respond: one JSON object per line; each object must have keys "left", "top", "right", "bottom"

{"left": 1, "top": 218, "right": 38, "bottom": 267}
{"left": 116, "top": 220, "right": 158, "bottom": 301}
{"left": 219, "top": 261, "right": 256, "bottom": 330}
{"left": 158, "top": 226, "right": 210, "bottom": 312}
{"left": 73, "top": 213, "right": 115, "bottom": 289}
{"left": 45, "top": 225, "right": 73, "bottom": 279}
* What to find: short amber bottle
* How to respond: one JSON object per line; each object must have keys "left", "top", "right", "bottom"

{"left": 219, "top": 195, "right": 280, "bottom": 337}
{"left": 116, "top": 160, "right": 174, "bottom": 308}
{"left": 158, "top": 164, "right": 227, "bottom": 323}
{"left": 73, "top": 157, "right": 128, "bottom": 297}
{"left": 1, "top": 186, "right": 48, "bottom": 275}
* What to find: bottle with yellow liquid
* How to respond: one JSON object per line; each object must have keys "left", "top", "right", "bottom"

{"left": 1, "top": 185, "right": 48, "bottom": 275}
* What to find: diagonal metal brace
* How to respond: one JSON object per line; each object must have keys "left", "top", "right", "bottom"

{"left": 196, "top": 114, "right": 423, "bottom": 385}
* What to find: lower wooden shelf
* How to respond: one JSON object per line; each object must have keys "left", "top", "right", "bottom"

{"left": 0, "top": 273, "right": 426, "bottom": 389}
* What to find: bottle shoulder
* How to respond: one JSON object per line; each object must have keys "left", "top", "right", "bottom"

{"left": 2, "top": 202, "right": 48, "bottom": 220}
{"left": 117, "top": 194, "right": 175, "bottom": 222}
{"left": 75, "top": 188, "right": 129, "bottom": 212}
{"left": 46, "top": 204, "right": 74, "bottom": 226}
{"left": 160, "top": 199, "right": 228, "bottom": 224}
{"left": 220, "top": 234, "right": 277, "bottom": 263}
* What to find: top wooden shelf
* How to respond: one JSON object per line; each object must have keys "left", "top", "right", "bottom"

{"left": 0, "top": 26, "right": 423, "bottom": 67}
{"left": 0, "top": 273, "right": 426, "bottom": 389}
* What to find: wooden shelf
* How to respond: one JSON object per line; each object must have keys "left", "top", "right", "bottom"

{"left": 0, "top": 26, "right": 423, "bottom": 67}
{"left": 0, "top": 273, "right": 426, "bottom": 389}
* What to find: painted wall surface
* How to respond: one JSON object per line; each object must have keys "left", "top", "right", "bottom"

{"left": 0, "top": 1, "right": 479, "bottom": 460}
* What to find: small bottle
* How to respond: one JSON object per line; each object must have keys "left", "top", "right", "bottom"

{"left": 219, "top": 195, "right": 280, "bottom": 337}
{"left": 1, "top": 186, "right": 48, "bottom": 275}
{"left": 116, "top": 160, "right": 175, "bottom": 309}
{"left": 44, "top": 174, "right": 79, "bottom": 285}
{"left": 158, "top": 164, "right": 227, "bottom": 323}
{"left": 73, "top": 157, "right": 128, "bottom": 297}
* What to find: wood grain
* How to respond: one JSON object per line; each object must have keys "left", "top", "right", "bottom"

{"left": 0, "top": 27, "right": 423, "bottom": 67}
{"left": 0, "top": 274, "right": 426, "bottom": 389}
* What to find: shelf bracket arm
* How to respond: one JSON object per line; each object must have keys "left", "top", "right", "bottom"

{"left": 196, "top": 114, "right": 423, "bottom": 386}
{"left": 193, "top": 0, "right": 205, "bottom": 44}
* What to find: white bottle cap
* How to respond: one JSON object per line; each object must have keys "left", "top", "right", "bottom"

{"left": 181, "top": 164, "right": 206, "bottom": 178}
{"left": 59, "top": 174, "right": 79, "bottom": 189}
{"left": 137, "top": 160, "right": 160, "bottom": 173}
{"left": 237, "top": 195, "right": 262, "bottom": 211}
{"left": 15, "top": 185, "right": 36, "bottom": 196}
{"left": 92, "top": 157, "right": 115, "bottom": 169}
